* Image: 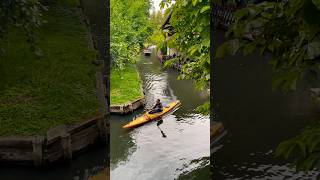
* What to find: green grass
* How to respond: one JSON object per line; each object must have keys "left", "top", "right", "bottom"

{"left": 110, "top": 64, "right": 143, "bottom": 105}
{"left": 0, "top": 1, "right": 99, "bottom": 136}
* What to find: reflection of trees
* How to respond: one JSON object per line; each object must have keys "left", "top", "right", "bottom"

{"left": 110, "top": 114, "right": 138, "bottom": 167}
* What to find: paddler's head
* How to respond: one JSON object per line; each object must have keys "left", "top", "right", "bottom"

{"left": 157, "top": 99, "right": 160, "bottom": 103}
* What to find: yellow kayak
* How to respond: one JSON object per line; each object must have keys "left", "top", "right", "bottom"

{"left": 123, "top": 100, "right": 181, "bottom": 129}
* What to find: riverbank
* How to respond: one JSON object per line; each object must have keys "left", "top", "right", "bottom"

{"left": 0, "top": 0, "right": 99, "bottom": 136}
{"left": 110, "top": 64, "right": 144, "bottom": 105}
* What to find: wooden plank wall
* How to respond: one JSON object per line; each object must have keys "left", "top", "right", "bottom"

{"left": 0, "top": 116, "right": 106, "bottom": 166}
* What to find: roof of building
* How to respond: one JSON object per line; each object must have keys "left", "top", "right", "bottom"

{"left": 161, "top": 9, "right": 173, "bottom": 30}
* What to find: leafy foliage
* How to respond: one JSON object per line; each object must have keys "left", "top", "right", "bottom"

{"left": 216, "top": 0, "right": 320, "bottom": 92}
{"left": 0, "top": 0, "right": 46, "bottom": 54}
{"left": 276, "top": 122, "right": 320, "bottom": 171}
{"left": 195, "top": 101, "right": 210, "bottom": 115}
{"left": 160, "top": 0, "right": 211, "bottom": 91}
{"left": 110, "top": 0, "right": 153, "bottom": 70}
{"left": 147, "top": 11, "right": 167, "bottom": 53}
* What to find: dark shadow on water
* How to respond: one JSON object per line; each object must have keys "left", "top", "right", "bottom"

{"left": 0, "top": 145, "right": 107, "bottom": 180}
{"left": 156, "top": 119, "right": 167, "bottom": 138}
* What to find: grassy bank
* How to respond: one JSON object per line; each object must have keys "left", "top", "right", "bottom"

{"left": 0, "top": 1, "right": 99, "bottom": 136}
{"left": 110, "top": 64, "right": 143, "bottom": 105}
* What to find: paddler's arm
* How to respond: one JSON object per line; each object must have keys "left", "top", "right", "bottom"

{"left": 152, "top": 103, "right": 157, "bottom": 109}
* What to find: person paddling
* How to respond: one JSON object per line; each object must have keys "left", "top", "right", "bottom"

{"left": 149, "top": 99, "right": 163, "bottom": 114}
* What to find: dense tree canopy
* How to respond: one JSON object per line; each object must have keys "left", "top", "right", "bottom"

{"left": 160, "top": 0, "right": 211, "bottom": 91}
{"left": 216, "top": 0, "right": 320, "bottom": 92}
{"left": 0, "top": 0, "right": 46, "bottom": 54}
{"left": 155, "top": 0, "right": 210, "bottom": 114}
{"left": 215, "top": 0, "right": 320, "bottom": 171}
{"left": 110, "top": 0, "right": 153, "bottom": 70}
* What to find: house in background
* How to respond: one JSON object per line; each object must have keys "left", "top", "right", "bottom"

{"left": 160, "top": 10, "right": 178, "bottom": 57}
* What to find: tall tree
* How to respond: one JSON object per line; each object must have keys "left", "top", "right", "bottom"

{"left": 110, "top": 0, "right": 153, "bottom": 70}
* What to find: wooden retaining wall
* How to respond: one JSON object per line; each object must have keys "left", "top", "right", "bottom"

{"left": 0, "top": 115, "right": 106, "bottom": 166}
{"left": 211, "top": 122, "right": 224, "bottom": 139}
{"left": 110, "top": 97, "right": 145, "bottom": 114}
{"left": 0, "top": 137, "right": 39, "bottom": 165}
{"left": 210, "top": 122, "right": 225, "bottom": 147}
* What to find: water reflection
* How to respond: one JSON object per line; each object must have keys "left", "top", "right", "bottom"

{"left": 156, "top": 119, "right": 167, "bottom": 138}
{"left": 212, "top": 30, "right": 320, "bottom": 179}
{"left": 0, "top": 145, "right": 107, "bottom": 180}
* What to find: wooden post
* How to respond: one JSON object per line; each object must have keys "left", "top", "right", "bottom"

{"left": 129, "top": 103, "right": 133, "bottom": 113}
{"left": 61, "top": 133, "right": 72, "bottom": 159}
{"left": 32, "top": 136, "right": 44, "bottom": 166}
{"left": 120, "top": 106, "right": 124, "bottom": 114}
{"left": 96, "top": 71, "right": 107, "bottom": 115}
{"left": 97, "top": 116, "right": 107, "bottom": 139}
{"left": 95, "top": 71, "right": 107, "bottom": 139}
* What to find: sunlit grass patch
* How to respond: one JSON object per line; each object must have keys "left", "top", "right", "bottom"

{"left": 110, "top": 64, "right": 143, "bottom": 105}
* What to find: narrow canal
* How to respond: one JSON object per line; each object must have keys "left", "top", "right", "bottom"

{"left": 212, "top": 30, "right": 320, "bottom": 179}
{"left": 110, "top": 50, "right": 210, "bottom": 180}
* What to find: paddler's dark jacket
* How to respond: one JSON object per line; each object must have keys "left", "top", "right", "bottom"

{"left": 153, "top": 102, "right": 163, "bottom": 109}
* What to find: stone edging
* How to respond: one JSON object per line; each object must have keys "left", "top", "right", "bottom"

{"left": 110, "top": 96, "right": 145, "bottom": 114}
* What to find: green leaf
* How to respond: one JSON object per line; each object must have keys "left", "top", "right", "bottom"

{"left": 192, "top": 0, "right": 198, "bottom": 6}
{"left": 312, "top": 0, "right": 320, "bottom": 10}
{"left": 305, "top": 41, "right": 320, "bottom": 60}
{"left": 163, "top": 58, "right": 177, "bottom": 68}
{"left": 200, "top": 6, "right": 210, "bottom": 13}
{"left": 242, "top": 43, "right": 256, "bottom": 55}
{"left": 228, "top": 39, "right": 241, "bottom": 55}
{"left": 234, "top": 8, "right": 248, "bottom": 19}
{"left": 215, "top": 42, "right": 229, "bottom": 58}
{"left": 195, "top": 101, "right": 210, "bottom": 115}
